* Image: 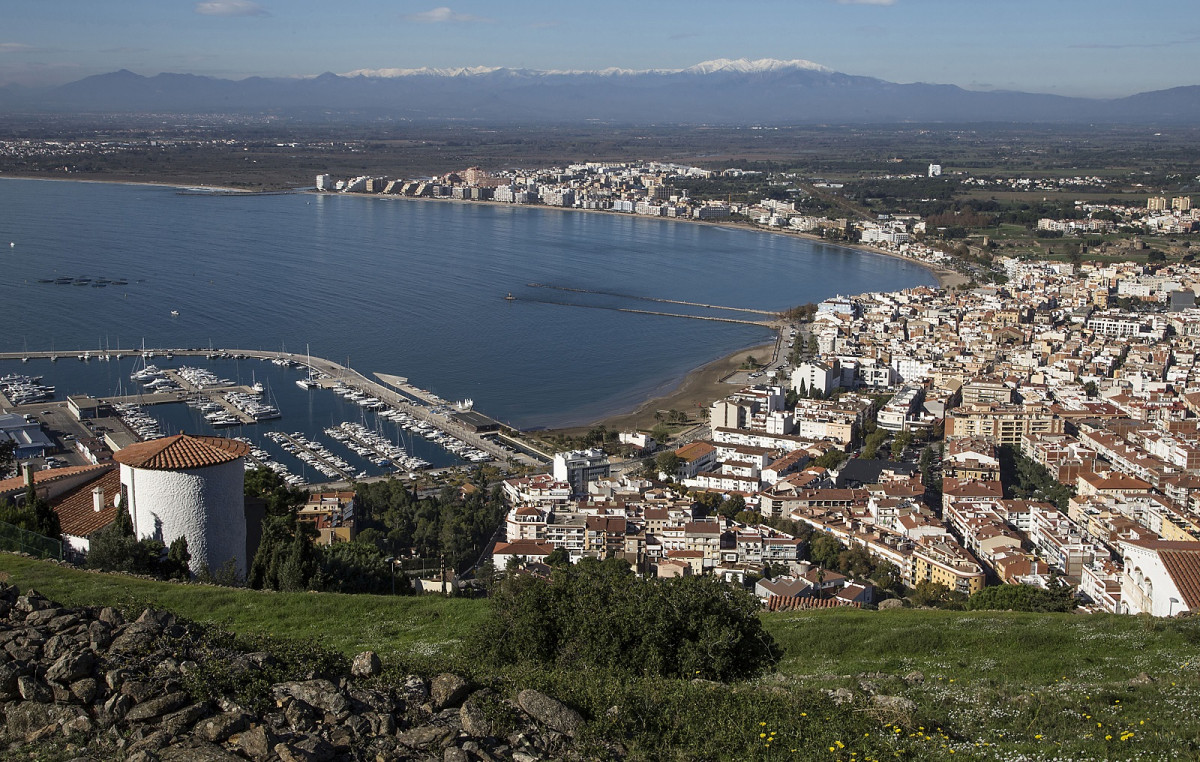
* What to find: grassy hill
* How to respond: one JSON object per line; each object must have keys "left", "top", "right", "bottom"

{"left": 2, "top": 554, "right": 1198, "bottom": 760}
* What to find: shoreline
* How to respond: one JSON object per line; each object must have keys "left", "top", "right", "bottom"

{"left": 3, "top": 173, "right": 958, "bottom": 436}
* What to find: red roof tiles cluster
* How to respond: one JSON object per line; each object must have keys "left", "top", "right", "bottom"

{"left": 764, "top": 595, "right": 861, "bottom": 612}
{"left": 113, "top": 434, "right": 249, "bottom": 471}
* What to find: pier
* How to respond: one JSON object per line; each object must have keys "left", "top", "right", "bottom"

{"left": 0, "top": 346, "right": 544, "bottom": 469}
{"left": 527, "top": 283, "right": 778, "bottom": 316}
{"left": 508, "top": 296, "right": 777, "bottom": 328}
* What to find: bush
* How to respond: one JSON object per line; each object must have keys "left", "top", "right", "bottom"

{"left": 967, "top": 583, "right": 1077, "bottom": 613}
{"left": 469, "top": 561, "right": 781, "bottom": 682}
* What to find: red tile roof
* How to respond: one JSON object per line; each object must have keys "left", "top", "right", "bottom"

{"left": 51, "top": 469, "right": 121, "bottom": 538}
{"left": 113, "top": 434, "right": 249, "bottom": 471}
{"left": 765, "top": 595, "right": 861, "bottom": 612}
{"left": 0, "top": 464, "right": 109, "bottom": 496}
{"left": 1159, "top": 549, "right": 1200, "bottom": 610}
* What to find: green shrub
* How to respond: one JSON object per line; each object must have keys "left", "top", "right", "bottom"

{"left": 468, "top": 560, "right": 781, "bottom": 681}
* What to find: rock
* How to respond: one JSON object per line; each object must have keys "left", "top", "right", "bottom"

{"left": 517, "top": 689, "right": 583, "bottom": 738}
{"left": 62, "top": 714, "right": 93, "bottom": 736}
{"left": 17, "top": 674, "right": 53, "bottom": 703}
{"left": 827, "top": 687, "right": 855, "bottom": 705}
{"left": 69, "top": 678, "right": 98, "bottom": 704}
{"left": 109, "top": 623, "right": 160, "bottom": 654}
{"left": 137, "top": 608, "right": 176, "bottom": 632}
{"left": 878, "top": 598, "right": 905, "bottom": 610}
{"left": 98, "top": 607, "right": 124, "bottom": 627}
{"left": 124, "top": 691, "right": 191, "bottom": 722}
{"left": 903, "top": 670, "right": 925, "bottom": 685}
{"left": 431, "top": 673, "right": 472, "bottom": 711}
{"left": 460, "top": 697, "right": 493, "bottom": 738}
{"left": 194, "top": 711, "right": 249, "bottom": 743}
{"left": 4, "top": 702, "right": 86, "bottom": 741}
{"left": 271, "top": 680, "right": 350, "bottom": 718}
{"left": 0, "top": 661, "right": 23, "bottom": 700}
{"left": 445, "top": 748, "right": 471, "bottom": 762}
{"left": 233, "top": 725, "right": 275, "bottom": 760}
{"left": 398, "top": 724, "right": 455, "bottom": 750}
{"left": 350, "top": 650, "right": 381, "bottom": 679}
{"left": 160, "top": 739, "right": 245, "bottom": 761}
{"left": 274, "top": 734, "right": 335, "bottom": 762}
{"left": 1131, "top": 671, "right": 1156, "bottom": 684}
{"left": 399, "top": 675, "right": 429, "bottom": 704}
{"left": 284, "top": 699, "right": 317, "bottom": 732}
{"left": 15, "top": 592, "right": 52, "bottom": 613}
{"left": 46, "top": 650, "right": 96, "bottom": 684}
{"left": 349, "top": 687, "right": 394, "bottom": 714}
{"left": 128, "top": 729, "right": 175, "bottom": 754}
{"left": 872, "top": 694, "right": 917, "bottom": 715}
{"left": 161, "top": 703, "right": 210, "bottom": 736}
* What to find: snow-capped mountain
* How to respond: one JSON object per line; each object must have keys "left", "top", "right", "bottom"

{"left": 5, "top": 59, "right": 1197, "bottom": 124}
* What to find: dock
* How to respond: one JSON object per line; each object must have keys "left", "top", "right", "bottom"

{"left": 0, "top": 346, "right": 544, "bottom": 468}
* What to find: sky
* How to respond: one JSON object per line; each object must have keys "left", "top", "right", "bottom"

{"left": 2, "top": 0, "right": 1198, "bottom": 98}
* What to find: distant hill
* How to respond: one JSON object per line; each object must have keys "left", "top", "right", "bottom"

{"left": 3, "top": 58, "right": 1199, "bottom": 124}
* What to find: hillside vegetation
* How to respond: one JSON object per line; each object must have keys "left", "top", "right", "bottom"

{"left": 2, "top": 554, "right": 1198, "bottom": 760}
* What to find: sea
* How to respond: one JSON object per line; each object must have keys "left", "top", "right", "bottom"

{"left": 0, "top": 177, "right": 933, "bottom": 477}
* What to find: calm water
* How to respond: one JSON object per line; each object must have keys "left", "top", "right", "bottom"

{"left": 0, "top": 178, "right": 933, "bottom": 429}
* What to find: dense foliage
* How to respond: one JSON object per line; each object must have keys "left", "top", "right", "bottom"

{"left": 469, "top": 559, "right": 782, "bottom": 681}
{"left": 354, "top": 470, "right": 506, "bottom": 572}
{"left": 998, "top": 445, "right": 1075, "bottom": 511}
{"left": 808, "top": 532, "right": 904, "bottom": 594}
{"left": 968, "top": 582, "right": 1078, "bottom": 613}
{"left": 0, "top": 487, "right": 61, "bottom": 541}
{"left": 87, "top": 506, "right": 189, "bottom": 580}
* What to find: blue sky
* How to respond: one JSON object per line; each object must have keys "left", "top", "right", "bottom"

{"left": 2, "top": 0, "right": 1198, "bottom": 97}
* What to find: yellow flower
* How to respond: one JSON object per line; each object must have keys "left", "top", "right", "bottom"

{"left": 1034, "top": 735, "right": 1043, "bottom": 740}
{"left": 760, "top": 722, "right": 768, "bottom": 726}
{"left": 1105, "top": 735, "right": 1113, "bottom": 741}
{"left": 760, "top": 733, "right": 767, "bottom": 738}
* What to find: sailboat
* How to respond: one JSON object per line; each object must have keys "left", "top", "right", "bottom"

{"left": 296, "top": 344, "right": 318, "bottom": 389}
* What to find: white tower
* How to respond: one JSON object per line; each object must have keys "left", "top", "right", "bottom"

{"left": 114, "top": 434, "right": 250, "bottom": 576}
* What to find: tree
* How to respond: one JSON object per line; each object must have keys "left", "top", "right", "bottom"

{"left": 813, "top": 448, "right": 845, "bottom": 470}
{"left": 650, "top": 423, "right": 671, "bottom": 444}
{"left": 909, "top": 581, "right": 966, "bottom": 609}
{"left": 87, "top": 507, "right": 162, "bottom": 576}
{"left": 244, "top": 467, "right": 306, "bottom": 517}
{"left": 545, "top": 547, "right": 571, "bottom": 567}
{"left": 654, "top": 451, "right": 683, "bottom": 480}
{"left": 967, "top": 583, "right": 1076, "bottom": 612}
{"left": 808, "top": 532, "right": 843, "bottom": 570}
{"left": 0, "top": 441, "right": 14, "bottom": 480}
{"left": 163, "top": 536, "right": 191, "bottom": 581}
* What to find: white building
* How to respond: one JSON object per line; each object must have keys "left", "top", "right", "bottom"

{"left": 928, "top": 164, "right": 942, "bottom": 177}
{"left": 1119, "top": 538, "right": 1200, "bottom": 617}
{"left": 792, "top": 362, "right": 840, "bottom": 396}
{"left": 552, "top": 448, "right": 610, "bottom": 497}
{"left": 113, "top": 434, "right": 250, "bottom": 576}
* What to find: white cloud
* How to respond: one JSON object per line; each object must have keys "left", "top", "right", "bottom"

{"left": 404, "top": 7, "right": 494, "bottom": 24}
{"left": 837, "top": 0, "right": 897, "bottom": 5}
{"left": 195, "top": 1, "right": 269, "bottom": 17}
{"left": 0, "top": 43, "right": 36, "bottom": 53}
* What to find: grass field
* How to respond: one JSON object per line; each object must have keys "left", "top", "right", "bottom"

{"left": 3, "top": 554, "right": 1199, "bottom": 760}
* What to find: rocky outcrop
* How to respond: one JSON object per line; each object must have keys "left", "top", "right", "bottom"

{"left": 0, "top": 583, "right": 599, "bottom": 761}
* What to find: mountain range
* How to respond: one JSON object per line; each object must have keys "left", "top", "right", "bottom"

{"left": 3, "top": 58, "right": 1197, "bottom": 124}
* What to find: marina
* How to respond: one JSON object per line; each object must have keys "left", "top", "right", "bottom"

{"left": 0, "top": 346, "right": 543, "bottom": 487}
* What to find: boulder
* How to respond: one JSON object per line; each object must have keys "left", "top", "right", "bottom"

{"left": 271, "top": 680, "right": 349, "bottom": 718}
{"left": 517, "top": 689, "right": 583, "bottom": 738}
{"left": 398, "top": 724, "right": 455, "bottom": 749}
{"left": 350, "top": 650, "right": 381, "bottom": 679}
{"left": 17, "top": 674, "right": 52, "bottom": 703}
{"left": 431, "top": 673, "right": 472, "bottom": 710}
{"left": 233, "top": 725, "right": 275, "bottom": 760}
{"left": 46, "top": 650, "right": 96, "bottom": 684}
{"left": 194, "top": 711, "right": 249, "bottom": 743}
{"left": 124, "top": 691, "right": 191, "bottom": 722}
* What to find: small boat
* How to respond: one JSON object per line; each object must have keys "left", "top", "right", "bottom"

{"left": 170, "top": 310, "right": 180, "bottom": 317}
